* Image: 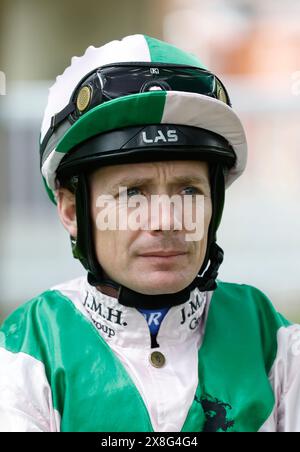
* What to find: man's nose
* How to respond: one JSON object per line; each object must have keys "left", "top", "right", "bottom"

{"left": 148, "top": 198, "right": 182, "bottom": 233}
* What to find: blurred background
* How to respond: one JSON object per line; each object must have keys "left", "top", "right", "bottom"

{"left": 0, "top": 0, "right": 300, "bottom": 323}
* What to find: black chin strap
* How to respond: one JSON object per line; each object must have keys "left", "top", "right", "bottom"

{"left": 87, "top": 242, "right": 224, "bottom": 309}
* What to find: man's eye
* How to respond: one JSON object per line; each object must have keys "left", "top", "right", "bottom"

{"left": 126, "top": 187, "right": 142, "bottom": 197}
{"left": 182, "top": 186, "right": 201, "bottom": 195}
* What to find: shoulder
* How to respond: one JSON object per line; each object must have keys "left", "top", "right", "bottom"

{"left": 214, "top": 280, "right": 292, "bottom": 328}
{"left": 0, "top": 279, "right": 85, "bottom": 433}
{"left": 210, "top": 281, "right": 300, "bottom": 432}
{"left": 216, "top": 279, "right": 280, "bottom": 304}
{"left": 261, "top": 322, "right": 300, "bottom": 432}
{"left": 0, "top": 276, "right": 87, "bottom": 357}
{"left": 210, "top": 280, "right": 295, "bottom": 374}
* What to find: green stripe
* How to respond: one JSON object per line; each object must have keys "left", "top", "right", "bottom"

{"left": 42, "top": 175, "right": 57, "bottom": 205}
{"left": 196, "top": 282, "right": 292, "bottom": 432}
{"left": 144, "top": 35, "right": 207, "bottom": 68}
{"left": 56, "top": 91, "right": 166, "bottom": 155}
{"left": 0, "top": 291, "right": 154, "bottom": 432}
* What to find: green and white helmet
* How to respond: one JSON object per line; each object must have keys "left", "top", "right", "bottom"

{"left": 40, "top": 34, "right": 248, "bottom": 304}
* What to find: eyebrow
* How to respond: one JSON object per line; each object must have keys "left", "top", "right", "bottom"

{"left": 108, "top": 175, "right": 210, "bottom": 192}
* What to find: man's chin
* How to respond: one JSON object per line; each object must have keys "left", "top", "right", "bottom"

{"left": 129, "top": 271, "right": 194, "bottom": 296}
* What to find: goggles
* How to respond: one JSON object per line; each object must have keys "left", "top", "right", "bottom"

{"left": 41, "top": 63, "right": 231, "bottom": 155}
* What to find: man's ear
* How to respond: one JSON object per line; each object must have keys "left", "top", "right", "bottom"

{"left": 56, "top": 188, "right": 77, "bottom": 238}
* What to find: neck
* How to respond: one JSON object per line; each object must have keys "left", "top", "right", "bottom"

{"left": 93, "top": 274, "right": 200, "bottom": 309}
{"left": 117, "top": 283, "right": 197, "bottom": 309}
{"left": 96, "top": 283, "right": 119, "bottom": 299}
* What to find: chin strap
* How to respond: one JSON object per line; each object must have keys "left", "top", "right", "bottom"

{"left": 87, "top": 241, "right": 224, "bottom": 309}
{"left": 195, "top": 241, "right": 224, "bottom": 292}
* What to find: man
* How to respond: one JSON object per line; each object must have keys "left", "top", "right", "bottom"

{"left": 0, "top": 35, "right": 299, "bottom": 432}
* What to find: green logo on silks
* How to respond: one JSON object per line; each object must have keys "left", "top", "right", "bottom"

{"left": 0, "top": 71, "right": 6, "bottom": 96}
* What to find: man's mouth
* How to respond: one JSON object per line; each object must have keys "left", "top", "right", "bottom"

{"left": 138, "top": 251, "right": 187, "bottom": 258}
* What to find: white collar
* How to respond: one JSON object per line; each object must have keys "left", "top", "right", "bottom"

{"left": 82, "top": 278, "right": 210, "bottom": 349}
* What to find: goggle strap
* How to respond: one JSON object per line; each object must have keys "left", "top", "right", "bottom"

{"left": 51, "top": 101, "right": 76, "bottom": 128}
{"left": 41, "top": 101, "right": 76, "bottom": 155}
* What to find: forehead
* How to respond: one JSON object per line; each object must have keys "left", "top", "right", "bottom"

{"left": 91, "top": 160, "right": 210, "bottom": 185}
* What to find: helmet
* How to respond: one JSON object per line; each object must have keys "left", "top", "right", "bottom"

{"left": 40, "top": 35, "right": 247, "bottom": 307}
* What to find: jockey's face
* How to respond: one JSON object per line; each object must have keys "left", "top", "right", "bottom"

{"left": 88, "top": 160, "right": 212, "bottom": 295}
